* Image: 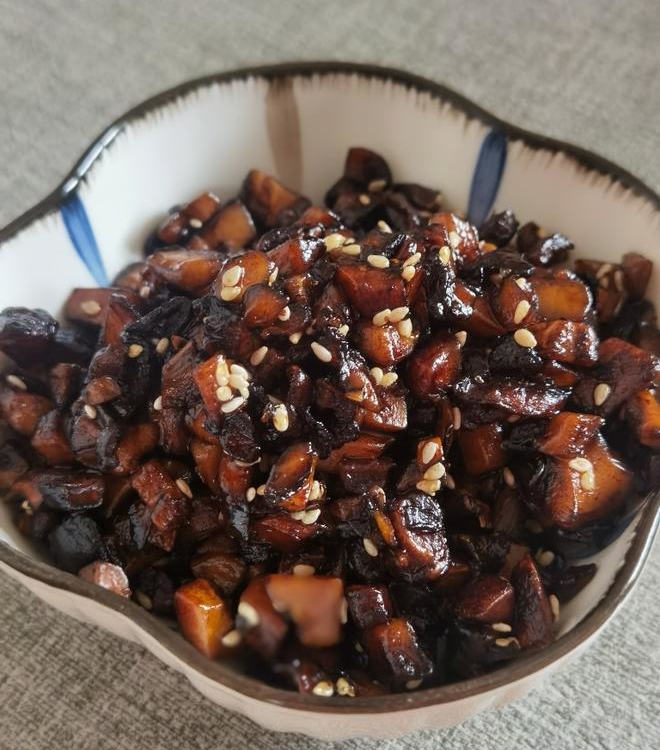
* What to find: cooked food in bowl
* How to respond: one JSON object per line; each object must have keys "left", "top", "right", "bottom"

{"left": 1, "top": 147, "right": 658, "bottom": 697}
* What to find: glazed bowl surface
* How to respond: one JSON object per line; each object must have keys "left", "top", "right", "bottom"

{"left": 0, "top": 62, "right": 658, "bottom": 740}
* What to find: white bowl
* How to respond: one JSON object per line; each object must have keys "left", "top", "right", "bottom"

{"left": 0, "top": 63, "right": 658, "bottom": 740}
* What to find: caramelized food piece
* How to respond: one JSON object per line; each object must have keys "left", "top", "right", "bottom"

{"left": 147, "top": 249, "right": 223, "bottom": 294}
{"left": 363, "top": 618, "right": 433, "bottom": 689}
{"left": 174, "top": 579, "right": 234, "bottom": 658}
{"left": 78, "top": 561, "right": 131, "bottom": 598}
{"left": 199, "top": 199, "right": 256, "bottom": 250}
{"left": 346, "top": 584, "right": 393, "bottom": 630}
{"left": 406, "top": 334, "right": 461, "bottom": 399}
{"left": 458, "top": 423, "right": 507, "bottom": 475}
{"left": 241, "top": 170, "right": 310, "bottom": 227}
{"left": 511, "top": 554, "right": 554, "bottom": 649}
{"left": 11, "top": 469, "right": 104, "bottom": 511}
{"left": 625, "top": 389, "right": 660, "bottom": 449}
{"left": 264, "top": 442, "right": 318, "bottom": 512}
{"left": 453, "top": 575, "right": 515, "bottom": 624}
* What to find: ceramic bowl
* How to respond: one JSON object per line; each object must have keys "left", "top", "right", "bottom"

{"left": 0, "top": 63, "right": 658, "bottom": 741}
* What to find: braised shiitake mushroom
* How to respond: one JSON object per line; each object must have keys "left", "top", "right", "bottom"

{"left": 1, "top": 148, "right": 658, "bottom": 696}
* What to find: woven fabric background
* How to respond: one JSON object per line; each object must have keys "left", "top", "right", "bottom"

{"left": 0, "top": 1, "right": 658, "bottom": 747}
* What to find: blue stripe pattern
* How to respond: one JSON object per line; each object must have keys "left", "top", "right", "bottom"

{"left": 467, "top": 130, "right": 508, "bottom": 227}
{"left": 61, "top": 193, "right": 108, "bottom": 286}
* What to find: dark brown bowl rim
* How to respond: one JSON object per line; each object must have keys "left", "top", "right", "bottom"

{"left": 0, "top": 61, "right": 659, "bottom": 714}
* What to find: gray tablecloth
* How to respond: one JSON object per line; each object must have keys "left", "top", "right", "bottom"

{"left": 0, "top": 1, "right": 658, "bottom": 747}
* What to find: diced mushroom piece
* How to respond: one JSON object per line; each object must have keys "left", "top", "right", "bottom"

{"left": 243, "top": 284, "right": 289, "bottom": 328}
{"left": 551, "top": 563, "right": 597, "bottom": 603}
{"left": 112, "top": 423, "right": 159, "bottom": 475}
{"left": 406, "top": 334, "right": 462, "bottom": 400}
{"left": 264, "top": 442, "right": 318, "bottom": 512}
{"left": 388, "top": 492, "right": 450, "bottom": 581}
{"left": 238, "top": 578, "right": 288, "bottom": 659}
{"left": 241, "top": 170, "right": 310, "bottom": 227}
{"left": 199, "top": 199, "right": 256, "bottom": 249}
{"left": 0, "top": 306, "right": 59, "bottom": 367}
{"left": 266, "top": 236, "right": 324, "bottom": 276}
{"left": 357, "top": 389, "right": 408, "bottom": 432}
{"left": 625, "top": 389, "right": 660, "bottom": 449}
{"left": 490, "top": 276, "right": 540, "bottom": 330}
{"left": 48, "top": 515, "right": 102, "bottom": 573}
{"left": 78, "top": 561, "right": 131, "bottom": 598}
{"left": 524, "top": 435, "right": 632, "bottom": 529}
{"left": 318, "top": 433, "right": 393, "bottom": 474}
{"left": 479, "top": 210, "right": 519, "bottom": 247}
{"left": 354, "top": 320, "right": 418, "bottom": 367}
{"left": 528, "top": 321, "right": 599, "bottom": 367}
{"left": 211, "top": 250, "right": 274, "bottom": 302}
{"left": 265, "top": 574, "right": 345, "bottom": 647}
{"left": 30, "top": 410, "right": 76, "bottom": 465}
{"left": 511, "top": 554, "right": 554, "bottom": 649}
{"left": 335, "top": 265, "right": 408, "bottom": 319}
{"left": 536, "top": 412, "right": 604, "bottom": 458}
{"left": 147, "top": 249, "right": 223, "bottom": 294}
{"left": 428, "top": 212, "right": 481, "bottom": 265}
{"left": 464, "top": 295, "right": 508, "bottom": 338}
{"left": 174, "top": 579, "right": 234, "bottom": 659}
{"left": 0, "top": 386, "right": 52, "bottom": 436}
{"left": 191, "top": 551, "right": 247, "bottom": 596}
{"left": 190, "top": 439, "right": 222, "bottom": 493}
{"left": 346, "top": 584, "right": 394, "bottom": 630}
{"left": 458, "top": 423, "right": 507, "bottom": 475}
{"left": 517, "top": 223, "right": 573, "bottom": 267}
{"left": 12, "top": 470, "right": 104, "bottom": 512}
{"left": 621, "top": 252, "right": 653, "bottom": 300}
{"left": 452, "top": 575, "right": 515, "bottom": 624}
{"left": 363, "top": 618, "right": 433, "bottom": 689}
{"left": 251, "top": 513, "right": 319, "bottom": 552}
{"left": 447, "top": 620, "right": 519, "bottom": 679}
{"left": 528, "top": 270, "right": 593, "bottom": 321}
{"left": 343, "top": 147, "right": 392, "bottom": 187}
{"left": 454, "top": 377, "right": 570, "bottom": 418}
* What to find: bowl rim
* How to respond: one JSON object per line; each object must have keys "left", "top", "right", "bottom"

{"left": 0, "top": 61, "right": 659, "bottom": 714}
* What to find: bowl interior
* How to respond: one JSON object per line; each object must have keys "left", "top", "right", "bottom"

{"left": 0, "top": 65, "right": 658, "bottom": 708}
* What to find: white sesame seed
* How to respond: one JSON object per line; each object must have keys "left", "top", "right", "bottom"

{"left": 221, "top": 629, "right": 242, "bottom": 648}
{"left": 250, "top": 346, "right": 269, "bottom": 366}
{"left": 452, "top": 406, "right": 462, "bottom": 431}
{"left": 336, "top": 677, "right": 356, "bottom": 697}
{"left": 513, "top": 328, "right": 537, "bottom": 348}
{"left": 381, "top": 372, "right": 399, "bottom": 387}
{"left": 246, "top": 487, "right": 257, "bottom": 502}
{"left": 596, "top": 263, "right": 613, "bottom": 279}
{"left": 228, "top": 373, "right": 249, "bottom": 391}
{"left": 397, "top": 319, "right": 413, "bottom": 338}
{"left": 405, "top": 679, "right": 423, "bottom": 690}
{"left": 312, "top": 680, "right": 335, "bottom": 697}
{"left": 189, "top": 217, "right": 203, "bottom": 229}
{"left": 372, "top": 309, "right": 391, "bottom": 327}
{"left": 549, "top": 594, "right": 560, "bottom": 622}
{"left": 377, "top": 219, "right": 393, "bottom": 233}
{"left": 368, "top": 178, "right": 387, "bottom": 192}
{"left": 293, "top": 564, "right": 316, "bottom": 577}
{"left": 216, "top": 386, "right": 233, "bottom": 402}
{"left": 423, "top": 462, "right": 446, "bottom": 481}
{"left": 515, "top": 277, "right": 527, "bottom": 289}
{"left": 444, "top": 473, "right": 456, "bottom": 490}
{"left": 222, "top": 266, "right": 244, "bottom": 288}
{"left": 600, "top": 276, "right": 610, "bottom": 289}
{"left": 237, "top": 601, "right": 260, "bottom": 628}
{"left": 290, "top": 510, "right": 306, "bottom": 521}
{"left": 355, "top": 642, "right": 364, "bottom": 653}
{"left": 135, "top": 591, "right": 153, "bottom": 610}
{"left": 593, "top": 383, "right": 611, "bottom": 406}
{"left": 367, "top": 254, "right": 390, "bottom": 269}
{"left": 155, "top": 337, "right": 169, "bottom": 355}
{"left": 128, "top": 344, "right": 144, "bottom": 358}
{"left": 277, "top": 306, "right": 291, "bottom": 321}
{"left": 455, "top": 331, "right": 467, "bottom": 347}
{"left": 535, "top": 549, "right": 555, "bottom": 567}
{"left": 311, "top": 341, "right": 333, "bottom": 363}
{"left": 153, "top": 395, "right": 163, "bottom": 411}
{"left": 614, "top": 269, "right": 625, "bottom": 292}
{"left": 83, "top": 404, "right": 97, "bottom": 419}
{"left": 310, "top": 480, "right": 323, "bottom": 501}
{"left": 358, "top": 194, "right": 371, "bottom": 206}
{"left": 301, "top": 508, "right": 321, "bottom": 525}
{"left": 230, "top": 364, "right": 250, "bottom": 380}
{"left": 389, "top": 306, "right": 409, "bottom": 323}
{"left": 363, "top": 537, "right": 379, "bottom": 557}
{"left": 342, "top": 243, "right": 362, "bottom": 256}
{"left": 176, "top": 478, "right": 193, "bottom": 499}
{"left": 514, "top": 300, "right": 531, "bottom": 325}
{"left": 272, "top": 404, "right": 289, "bottom": 432}
{"left": 256, "top": 484, "right": 266, "bottom": 496}
{"left": 268, "top": 267, "right": 279, "bottom": 285}
{"left": 221, "top": 396, "right": 246, "bottom": 414}
{"left": 568, "top": 457, "right": 593, "bottom": 473}
{"left": 421, "top": 441, "right": 439, "bottom": 465}
{"left": 580, "top": 470, "right": 596, "bottom": 491}
{"left": 438, "top": 245, "right": 451, "bottom": 265}
{"left": 503, "top": 467, "right": 516, "bottom": 487}
{"left": 289, "top": 331, "right": 303, "bottom": 344}
{"left": 5, "top": 374, "right": 27, "bottom": 391}
{"left": 337, "top": 324, "right": 349, "bottom": 336}
{"left": 220, "top": 285, "right": 241, "bottom": 301}
{"left": 491, "top": 622, "right": 512, "bottom": 633}
{"left": 448, "top": 231, "right": 461, "bottom": 249}
{"left": 81, "top": 300, "right": 102, "bottom": 316}
{"left": 401, "top": 265, "right": 416, "bottom": 282}
{"left": 370, "top": 367, "right": 384, "bottom": 385}
{"left": 139, "top": 285, "right": 151, "bottom": 299}
{"left": 495, "top": 637, "right": 519, "bottom": 648}
{"left": 403, "top": 253, "right": 422, "bottom": 268}
{"left": 324, "top": 233, "right": 347, "bottom": 251}
{"left": 416, "top": 479, "right": 441, "bottom": 494}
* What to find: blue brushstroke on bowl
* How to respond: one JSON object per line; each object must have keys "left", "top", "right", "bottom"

{"left": 468, "top": 130, "right": 508, "bottom": 227}
{"left": 60, "top": 194, "right": 108, "bottom": 286}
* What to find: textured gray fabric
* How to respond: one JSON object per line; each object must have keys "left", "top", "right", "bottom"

{"left": 0, "top": 0, "right": 658, "bottom": 747}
